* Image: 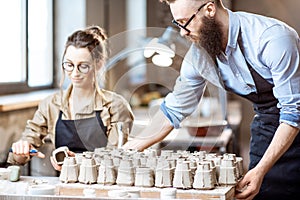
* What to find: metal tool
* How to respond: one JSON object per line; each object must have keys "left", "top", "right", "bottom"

{"left": 9, "top": 148, "right": 38, "bottom": 154}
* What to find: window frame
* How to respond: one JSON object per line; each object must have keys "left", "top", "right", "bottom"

{"left": 0, "top": 0, "right": 55, "bottom": 95}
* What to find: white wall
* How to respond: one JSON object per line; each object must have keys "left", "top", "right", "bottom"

{"left": 233, "top": 0, "right": 300, "bottom": 34}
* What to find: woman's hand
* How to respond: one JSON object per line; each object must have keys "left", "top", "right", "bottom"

{"left": 50, "top": 150, "right": 75, "bottom": 171}
{"left": 11, "top": 141, "right": 45, "bottom": 164}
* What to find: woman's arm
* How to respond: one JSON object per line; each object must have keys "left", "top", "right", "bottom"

{"left": 7, "top": 97, "right": 53, "bottom": 165}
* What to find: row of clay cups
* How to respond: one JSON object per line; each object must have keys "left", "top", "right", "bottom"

{"left": 157, "top": 158, "right": 240, "bottom": 189}
{"left": 61, "top": 156, "right": 237, "bottom": 187}
{"left": 156, "top": 159, "right": 217, "bottom": 189}
{"left": 93, "top": 149, "right": 213, "bottom": 167}
{"left": 93, "top": 149, "right": 206, "bottom": 167}
{"left": 60, "top": 156, "right": 98, "bottom": 184}
{"left": 60, "top": 157, "right": 153, "bottom": 187}
{"left": 172, "top": 160, "right": 218, "bottom": 189}
{"left": 60, "top": 149, "right": 243, "bottom": 187}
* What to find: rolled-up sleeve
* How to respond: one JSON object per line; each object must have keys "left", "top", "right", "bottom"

{"left": 261, "top": 29, "right": 300, "bottom": 129}
{"left": 161, "top": 44, "right": 220, "bottom": 128}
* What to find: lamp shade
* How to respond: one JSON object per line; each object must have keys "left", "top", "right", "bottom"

{"left": 152, "top": 54, "right": 173, "bottom": 67}
{"left": 143, "top": 27, "right": 177, "bottom": 67}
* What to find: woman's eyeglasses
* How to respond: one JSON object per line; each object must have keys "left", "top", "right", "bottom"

{"left": 62, "top": 62, "right": 91, "bottom": 74}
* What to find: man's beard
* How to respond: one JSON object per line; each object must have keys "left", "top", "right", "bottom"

{"left": 187, "top": 16, "right": 223, "bottom": 61}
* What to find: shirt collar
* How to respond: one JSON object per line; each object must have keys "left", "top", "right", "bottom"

{"left": 53, "top": 85, "right": 104, "bottom": 114}
{"left": 225, "top": 9, "right": 241, "bottom": 54}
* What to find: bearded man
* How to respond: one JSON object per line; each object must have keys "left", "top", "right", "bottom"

{"left": 123, "top": 1, "right": 300, "bottom": 199}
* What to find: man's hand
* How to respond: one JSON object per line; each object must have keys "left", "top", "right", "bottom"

{"left": 122, "top": 139, "right": 148, "bottom": 152}
{"left": 235, "top": 167, "right": 264, "bottom": 200}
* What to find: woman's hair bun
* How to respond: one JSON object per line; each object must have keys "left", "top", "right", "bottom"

{"left": 86, "top": 25, "right": 107, "bottom": 41}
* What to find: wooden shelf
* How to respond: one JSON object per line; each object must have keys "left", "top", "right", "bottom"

{"left": 0, "top": 89, "right": 58, "bottom": 112}
{"left": 58, "top": 184, "right": 235, "bottom": 200}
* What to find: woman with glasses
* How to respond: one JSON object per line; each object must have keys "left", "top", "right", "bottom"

{"left": 124, "top": 0, "right": 300, "bottom": 199}
{"left": 8, "top": 26, "right": 134, "bottom": 171}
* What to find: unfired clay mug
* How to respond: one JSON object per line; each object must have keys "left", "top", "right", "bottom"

{"left": 52, "top": 146, "right": 69, "bottom": 165}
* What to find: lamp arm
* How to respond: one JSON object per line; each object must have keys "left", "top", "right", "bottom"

{"left": 104, "top": 48, "right": 138, "bottom": 71}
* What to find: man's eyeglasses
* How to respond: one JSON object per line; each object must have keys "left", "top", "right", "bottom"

{"left": 172, "top": 1, "right": 213, "bottom": 34}
{"left": 62, "top": 62, "right": 91, "bottom": 74}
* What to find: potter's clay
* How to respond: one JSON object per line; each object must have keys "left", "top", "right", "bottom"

{"left": 52, "top": 146, "right": 69, "bottom": 165}
{"left": 59, "top": 157, "right": 79, "bottom": 183}
{"left": 116, "top": 159, "right": 135, "bottom": 186}
{"left": 193, "top": 162, "right": 215, "bottom": 189}
{"left": 218, "top": 157, "right": 237, "bottom": 185}
{"left": 97, "top": 158, "right": 116, "bottom": 185}
{"left": 173, "top": 160, "right": 193, "bottom": 189}
{"left": 78, "top": 156, "right": 97, "bottom": 184}
{"left": 135, "top": 167, "right": 154, "bottom": 187}
{"left": 58, "top": 148, "right": 244, "bottom": 190}
{"left": 155, "top": 159, "right": 174, "bottom": 188}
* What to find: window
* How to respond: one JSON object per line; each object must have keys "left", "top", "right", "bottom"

{"left": 0, "top": 0, "right": 53, "bottom": 94}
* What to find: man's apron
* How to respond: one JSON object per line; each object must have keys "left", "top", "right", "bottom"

{"left": 55, "top": 111, "right": 108, "bottom": 153}
{"left": 231, "top": 62, "right": 300, "bottom": 199}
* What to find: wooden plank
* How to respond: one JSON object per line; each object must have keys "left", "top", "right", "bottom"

{"left": 57, "top": 184, "right": 235, "bottom": 200}
{"left": 0, "top": 177, "right": 235, "bottom": 200}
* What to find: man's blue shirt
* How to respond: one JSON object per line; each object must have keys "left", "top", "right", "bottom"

{"left": 161, "top": 9, "right": 300, "bottom": 129}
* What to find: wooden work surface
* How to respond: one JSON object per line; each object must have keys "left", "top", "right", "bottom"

{"left": 58, "top": 183, "right": 235, "bottom": 200}
{"left": 132, "top": 101, "right": 242, "bottom": 153}
{"left": 0, "top": 176, "right": 235, "bottom": 200}
{"left": 160, "top": 128, "right": 233, "bottom": 152}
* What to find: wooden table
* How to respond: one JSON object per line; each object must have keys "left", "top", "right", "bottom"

{"left": 160, "top": 128, "right": 233, "bottom": 154}
{"left": 0, "top": 176, "right": 235, "bottom": 200}
{"left": 132, "top": 100, "right": 242, "bottom": 154}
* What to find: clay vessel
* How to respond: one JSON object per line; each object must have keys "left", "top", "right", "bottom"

{"left": 52, "top": 146, "right": 69, "bottom": 165}
{"left": 135, "top": 167, "right": 154, "bottom": 187}
{"left": 78, "top": 156, "right": 97, "bottom": 184}
{"left": 59, "top": 157, "right": 79, "bottom": 183}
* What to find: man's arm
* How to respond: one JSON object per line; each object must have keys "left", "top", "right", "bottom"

{"left": 122, "top": 44, "right": 218, "bottom": 151}
{"left": 236, "top": 123, "right": 299, "bottom": 199}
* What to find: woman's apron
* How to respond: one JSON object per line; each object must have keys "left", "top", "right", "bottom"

{"left": 55, "top": 111, "right": 108, "bottom": 153}
{"left": 230, "top": 62, "right": 300, "bottom": 199}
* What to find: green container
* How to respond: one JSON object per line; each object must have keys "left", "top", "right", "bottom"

{"left": 7, "top": 165, "right": 20, "bottom": 182}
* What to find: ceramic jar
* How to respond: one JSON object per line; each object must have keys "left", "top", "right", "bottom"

{"left": 193, "top": 161, "right": 215, "bottom": 189}
{"left": 155, "top": 159, "right": 174, "bottom": 188}
{"left": 135, "top": 167, "right": 154, "bottom": 187}
{"left": 218, "top": 157, "right": 237, "bottom": 185}
{"left": 173, "top": 160, "right": 193, "bottom": 189}
{"left": 116, "top": 159, "right": 135, "bottom": 186}
{"left": 78, "top": 156, "right": 98, "bottom": 184}
{"left": 97, "top": 158, "right": 116, "bottom": 185}
{"left": 59, "top": 157, "right": 79, "bottom": 183}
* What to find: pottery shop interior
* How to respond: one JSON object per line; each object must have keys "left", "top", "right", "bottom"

{"left": 0, "top": 0, "right": 299, "bottom": 199}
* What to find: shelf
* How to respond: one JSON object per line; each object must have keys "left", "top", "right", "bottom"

{"left": 0, "top": 89, "right": 58, "bottom": 112}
